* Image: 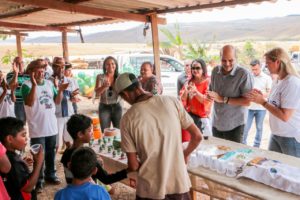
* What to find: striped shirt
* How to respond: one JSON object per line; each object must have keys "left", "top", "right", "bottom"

{"left": 6, "top": 72, "right": 30, "bottom": 103}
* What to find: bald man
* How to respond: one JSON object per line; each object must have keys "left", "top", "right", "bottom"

{"left": 208, "top": 45, "right": 254, "bottom": 143}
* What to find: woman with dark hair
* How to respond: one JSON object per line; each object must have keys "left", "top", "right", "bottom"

{"left": 180, "top": 58, "right": 212, "bottom": 133}
{"left": 94, "top": 56, "right": 122, "bottom": 132}
{"left": 139, "top": 61, "right": 163, "bottom": 95}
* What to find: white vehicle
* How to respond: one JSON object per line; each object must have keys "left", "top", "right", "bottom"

{"left": 71, "top": 54, "right": 184, "bottom": 97}
{"left": 291, "top": 51, "right": 300, "bottom": 72}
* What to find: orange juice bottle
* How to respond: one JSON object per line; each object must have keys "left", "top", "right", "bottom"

{"left": 92, "top": 113, "right": 102, "bottom": 139}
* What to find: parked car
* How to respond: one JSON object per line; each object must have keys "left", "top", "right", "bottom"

{"left": 291, "top": 51, "right": 300, "bottom": 72}
{"left": 71, "top": 54, "right": 184, "bottom": 97}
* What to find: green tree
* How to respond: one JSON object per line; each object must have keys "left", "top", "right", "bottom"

{"left": 184, "top": 41, "right": 210, "bottom": 60}
{"left": 0, "top": 34, "right": 9, "bottom": 40}
{"left": 238, "top": 41, "right": 257, "bottom": 66}
{"left": 1, "top": 49, "right": 33, "bottom": 65}
{"left": 244, "top": 41, "right": 256, "bottom": 60}
{"left": 160, "top": 23, "right": 184, "bottom": 59}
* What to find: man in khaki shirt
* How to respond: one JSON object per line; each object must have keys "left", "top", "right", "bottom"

{"left": 115, "top": 73, "right": 202, "bottom": 200}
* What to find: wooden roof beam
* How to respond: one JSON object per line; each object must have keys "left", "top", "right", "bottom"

{"left": 8, "top": 0, "right": 166, "bottom": 24}
{"left": 0, "top": 21, "right": 76, "bottom": 32}
{"left": 0, "top": 30, "right": 28, "bottom": 36}
{"left": 156, "top": 0, "right": 274, "bottom": 14}
{"left": 0, "top": 1, "right": 90, "bottom": 20}
{"left": 0, "top": 7, "right": 46, "bottom": 20}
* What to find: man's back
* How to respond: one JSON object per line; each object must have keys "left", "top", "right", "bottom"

{"left": 121, "top": 95, "right": 193, "bottom": 199}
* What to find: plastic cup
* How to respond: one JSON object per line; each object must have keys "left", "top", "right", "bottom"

{"left": 225, "top": 162, "right": 237, "bottom": 177}
{"left": 216, "top": 160, "right": 227, "bottom": 174}
{"left": 188, "top": 153, "right": 198, "bottom": 168}
{"left": 203, "top": 154, "right": 210, "bottom": 168}
{"left": 196, "top": 150, "right": 204, "bottom": 167}
{"left": 209, "top": 157, "right": 218, "bottom": 171}
{"left": 30, "top": 144, "right": 41, "bottom": 154}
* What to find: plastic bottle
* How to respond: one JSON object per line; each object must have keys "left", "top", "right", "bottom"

{"left": 201, "top": 118, "right": 212, "bottom": 140}
{"left": 92, "top": 112, "right": 102, "bottom": 139}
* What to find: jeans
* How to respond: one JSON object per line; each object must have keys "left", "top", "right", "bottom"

{"left": 72, "top": 102, "right": 78, "bottom": 114}
{"left": 268, "top": 134, "right": 300, "bottom": 158}
{"left": 243, "top": 109, "right": 266, "bottom": 147}
{"left": 99, "top": 103, "right": 122, "bottom": 132}
{"left": 213, "top": 125, "right": 244, "bottom": 143}
{"left": 14, "top": 102, "right": 26, "bottom": 123}
{"left": 31, "top": 135, "right": 57, "bottom": 185}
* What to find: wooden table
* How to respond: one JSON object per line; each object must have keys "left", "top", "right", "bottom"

{"left": 92, "top": 137, "right": 300, "bottom": 200}
{"left": 189, "top": 137, "right": 300, "bottom": 200}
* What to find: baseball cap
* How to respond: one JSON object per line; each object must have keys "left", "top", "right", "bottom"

{"left": 115, "top": 73, "right": 139, "bottom": 94}
{"left": 250, "top": 59, "right": 260, "bottom": 66}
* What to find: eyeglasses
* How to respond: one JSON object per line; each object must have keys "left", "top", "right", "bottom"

{"left": 108, "top": 87, "right": 113, "bottom": 97}
{"left": 191, "top": 67, "right": 201, "bottom": 70}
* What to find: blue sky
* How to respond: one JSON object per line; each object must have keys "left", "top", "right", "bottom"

{"left": 8, "top": 0, "right": 300, "bottom": 39}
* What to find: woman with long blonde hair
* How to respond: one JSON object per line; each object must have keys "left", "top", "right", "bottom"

{"left": 246, "top": 47, "right": 300, "bottom": 157}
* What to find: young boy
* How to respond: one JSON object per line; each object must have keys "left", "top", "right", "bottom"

{"left": 55, "top": 147, "right": 110, "bottom": 200}
{"left": 64, "top": 63, "right": 80, "bottom": 114}
{"left": 61, "top": 114, "right": 128, "bottom": 187}
{"left": 0, "top": 117, "right": 44, "bottom": 200}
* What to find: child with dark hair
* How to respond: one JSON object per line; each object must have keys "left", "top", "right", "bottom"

{"left": 0, "top": 117, "right": 44, "bottom": 200}
{"left": 55, "top": 147, "right": 110, "bottom": 200}
{"left": 61, "top": 114, "right": 128, "bottom": 191}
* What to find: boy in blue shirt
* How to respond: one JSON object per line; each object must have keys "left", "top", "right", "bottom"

{"left": 55, "top": 147, "right": 110, "bottom": 200}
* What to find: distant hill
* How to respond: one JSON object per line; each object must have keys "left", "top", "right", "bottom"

{"left": 26, "top": 15, "right": 300, "bottom": 43}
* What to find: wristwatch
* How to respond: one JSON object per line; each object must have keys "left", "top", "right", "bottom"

{"left": 223, "top": 96, "right": 229, "bottom": 104}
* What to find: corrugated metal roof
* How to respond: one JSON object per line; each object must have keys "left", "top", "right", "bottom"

{"left": 0, "top": 0, "right": 277, "bottom": 32}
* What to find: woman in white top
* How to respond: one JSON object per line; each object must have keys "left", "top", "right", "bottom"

{"left": 94, "top": 56, "right": 122, "bottom": 132}
{"left": 246, "top": 47, "right": 300, "bottom": 157}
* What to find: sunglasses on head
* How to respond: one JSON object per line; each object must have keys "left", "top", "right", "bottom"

{"left": 108, "top": 86, "right": 113, "bottom": 97}
{"left": 191, "top": 67, "right": 201, "bottom": 70}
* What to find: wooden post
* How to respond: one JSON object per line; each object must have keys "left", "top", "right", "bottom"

{"left": 62, "top": 30, "right": 69, "bottom": 62}
{"left": 150, "top": 13, "right": 161, "bottom": 81}
{"left": 16, "top": 33, "right": 22, "bottom": 58}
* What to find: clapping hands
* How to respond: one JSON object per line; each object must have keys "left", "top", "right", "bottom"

{"left": 12, "top": 62, "right": 19, "bottom": 74}
{"left": 245, "top": 89, "right": 265, "bottom": 104}
{"left": 206, "top": 91, "right": 223, "bottom": 103}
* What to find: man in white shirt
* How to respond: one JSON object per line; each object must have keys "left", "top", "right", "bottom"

{"left": 22, "top": 59, "right": 69, "bottom": 191}
{"left": 243, "top": 59, "right": 272, "bottom": 147}
{"left": 115, "top": 73, "right": 202, "bottom": 200}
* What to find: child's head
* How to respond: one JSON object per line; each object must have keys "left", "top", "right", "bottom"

{"left": 0, "top": 117, "right": 27, "bottom": 151}
{"left": 67, "top": 114, "right": 93, "bottom": 143}
{"left": 70, "top": 147, "right": 97, "bottom": 180}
